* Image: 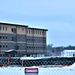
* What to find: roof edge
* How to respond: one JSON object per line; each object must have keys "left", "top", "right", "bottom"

{"left": 0, "top": 22, "right": 28, "bottom": 27}
{"left": 28, "top": 27, "right": 48, "bottom": 31}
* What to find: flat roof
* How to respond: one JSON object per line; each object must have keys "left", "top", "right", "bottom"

{"left": 0, "top": 22, "right": 48, "bottom": 31}
{"left": 28, "top": 27, "right": 48, "bottom": 31}
{"left": 0, "top": 22, "right": 28, "bottom": 27}
{"left": 63, "top": 50, "right": 75, "bottom": 52}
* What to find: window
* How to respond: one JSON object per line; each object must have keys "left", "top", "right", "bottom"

{"left": 26, "top": 30, "right": 28, "bottom": 33}
{"left": 5, "top": 26, "right": 7, "bottom": 30}
{"left": 12, "top": 37, "right": 14, "bottom": 41}
{"left": 43, "top": 31, "right": 46, "bottom": 35}
{"left": 3, "top": 45, "right": 5, "bottom": 48}
{"left": 6, "top": 44, "right": 8, "bottom": 48}
{"left": 22, "top": 28, "right": 24, "bottom": 31}
{"left": 14, "top": 45, "right": 19, "bottom": 50}
{"left": 23, "top": 36, "right": 25, "bottom": 39}
{"left": 73, "top": 54, "right": 75, "bottom": 57}
{"left": 36, "top": 31, "right": 37, "bottom": 34}
{"left": 29, "top": 30, "right": 30, "bottom": 34}
{"left": 0, "top": 45, "right": 2, "bottom": 48}
{"left": 12, "top": 37, "right": 16, "bottom": 41}
{"left": 38, "top": 31, "right": 39, "bottom": 34}
{"left": 32, "top": 30, "right": 34, "bottom": 34}
{"left": 3, "top": 36, "right": 4, "bottom": 39}
{"left": 40, "top": 31, "right": 41, "bottom": 34}
{"left": 34, "top": 31, "right": 35, "bottom": 34}
{"left": 11, "top": 28, "right": 16, "bottom": 33}
{"left": 3, "top": 26, "right": 4, "bottom": 30}
{"left": 42, "top": 32, "right": 43, "bottom": 34}
{"left": 6, "top": 36, "right": 7, "bottom": 39}
{"left": 0, "top": 36, "right": 1, "bottom": 39}
{"left": 27, "top": 46, "right": 28, "bottom": 48}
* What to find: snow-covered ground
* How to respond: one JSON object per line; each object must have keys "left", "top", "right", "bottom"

{"left": 0, "top": 63, "right": 75, "bottom": 75}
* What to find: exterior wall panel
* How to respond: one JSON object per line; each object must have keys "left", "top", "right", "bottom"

{"left": 17, "top": 26, "right": 26, "bottom": 35}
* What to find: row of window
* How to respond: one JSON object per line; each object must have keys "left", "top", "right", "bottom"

{"left": 0, "top": 36, "right": 7, "bottom": 39}
{"left": 0, "top": 26, "right": 24, "bottom": 32}
{"left": 0, "top": 26, "right": 7, "bottom": 31}
{"left": 27, "top": 38, "right": 46, "bottom": 43}
{"left": 0, "top": 44, "right": 24, "bottom": 50}
{"left": 27, "top": 30, "right": 46, "bottom": 35}
{"left": 0, "top": 26, "right": 46, "bottom": 35}
{"left": 0, "top": 44, "right": 46, "bottom": 50}
{"left": 11, "top": 29, "right": 46, "bottom": 35}
{"left": 27, "top": 46, "right": 46, "bottom": 49}
{"left": 0, "top": 44, "right": 8, "bottom": 48}
{"left": 0, "top": 35, "right": 46, "bottom": 43}
{"left": 0, "top": 35, "right": 25, "bottom": 41}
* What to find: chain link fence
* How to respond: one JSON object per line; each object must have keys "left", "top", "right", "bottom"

{"left": 0, "top": 57, "right": 75, "bottom": 75}
{"left": 0, "top": 57, "right": 75, "bottom": 66}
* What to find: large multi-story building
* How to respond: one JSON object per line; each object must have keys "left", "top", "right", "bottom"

{"left": 0, "top": 22, "right": 48, "bottom": 57}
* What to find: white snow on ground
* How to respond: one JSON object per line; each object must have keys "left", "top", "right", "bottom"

{"left": 0, "top": 63, "right": 75, "bottom": 75}
{"left": 0, "top": 67, "right": 25, "bottom": 75}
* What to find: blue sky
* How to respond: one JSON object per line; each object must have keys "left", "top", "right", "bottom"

{"left": 0, "top": 0, "right": 75, "bottom": 47}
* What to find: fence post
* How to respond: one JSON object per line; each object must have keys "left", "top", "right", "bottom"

{"left": 22, "top": 60, "right": 24, "bottom": 67}
{"left": 7, "top": 57, "right": 10, "bottom": 65}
